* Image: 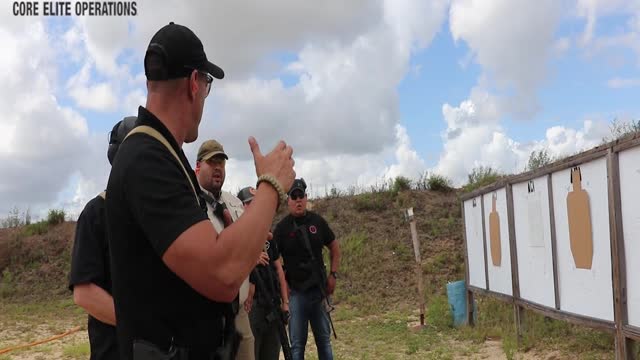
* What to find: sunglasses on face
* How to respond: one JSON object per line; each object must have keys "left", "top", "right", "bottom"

{"left": 185, "top": 67, "right": 213, "bottom": 97}
{"left": 289, "top": 192, "right": 306, "bottom": 201}
{"left": 199, "top": 71, "right": 213, "bottom": 96}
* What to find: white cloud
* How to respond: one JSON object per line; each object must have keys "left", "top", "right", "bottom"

{"left": 607, "top": 77, "right": 640, "bottom": 88}
{"left": 0, "top": 20, "right": 94, "bottom": 217}
{"left": 66, "top": 63, "right": 119, "bottom": 111}
{"left": 383, "top": 125, "right": 427, "bottom": 180}
{"left": 182, "top": 0, "right": 450, "bottom": 163}
{"left": 433, "top": 88, "right": 612, "bottom": 186}
{"left": 213, "top": 123, "right": 423, "bottom": 199}
{"left": 449, "top": 0, "right": 562, "bottom": 118}
{"left": 0, "top": 0, "right": 449, "bottom": 219}
{"left": 573, "top": 0, "right": 640, "bottom": 68}
{"left": 575, "top": 0, "right": 635, "bottom": 46}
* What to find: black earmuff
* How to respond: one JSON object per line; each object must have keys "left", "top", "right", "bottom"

{"left": 107, "top": 116, "right": 138, "bottom": 165}
{"left": 144, "top": 43, "right": 170, "bottom": 80}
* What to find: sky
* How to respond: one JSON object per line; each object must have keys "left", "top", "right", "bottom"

{"left": 1, "top": 0, "right": 640, "bottom": 221}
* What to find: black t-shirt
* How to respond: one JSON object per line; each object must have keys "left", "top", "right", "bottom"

{"left": 68, "top": 195, "right": 118, "bottom": 360}
{"left": 273, "top": 211, "right": 335, "bottom": 292}
{"left": 105, "top": 106, "right": 226, "bottom": 360}
{"left": 252, "top": 239, "right": 282, "bottom": 305}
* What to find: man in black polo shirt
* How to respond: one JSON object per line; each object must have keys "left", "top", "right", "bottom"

{"left": 105, "top": 22, "right": 295, "bottom": 360}
{"left": 273, "top": 179, "right": 341, "bottom": 360}
{"left": 68, "top": 116, "right": 137, "bottom": 360}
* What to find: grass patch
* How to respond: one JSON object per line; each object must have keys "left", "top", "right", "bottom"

{"left": 63, "top": 342, "right": 90, "bottom": 358}
{"left": 21, "top": 221, "right": 49, "bottom": 236}
{"left": 353, "top": 192, "right": 389, "bottom": 212}
{"left": 0, "top": 269, "right": 16, "bottom": 298}
{"left": 426, "top": 295, "right": 453, "bottom": 329}
{"left": 337, "top": 231, "right": 367, "bottom": 290}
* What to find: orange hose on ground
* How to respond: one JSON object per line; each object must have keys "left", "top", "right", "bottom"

{"left": 0, "top": 325, "right": 82, "bottom": 355}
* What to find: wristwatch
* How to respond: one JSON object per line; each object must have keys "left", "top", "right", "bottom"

{"left": 330, "top": 271, "right": 338, "bottom": 279}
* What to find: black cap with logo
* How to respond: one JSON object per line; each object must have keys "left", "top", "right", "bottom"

{"left": 288, "top": 178, "right": 307, "bottom": 195}
{"left": 144, "top": 22, "right": 224, "bottom": 81}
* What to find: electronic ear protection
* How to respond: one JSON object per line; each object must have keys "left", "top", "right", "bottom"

{"left": 107, "top": 116, "right": 138, "bottom": 165}
{"left": 144, "top": 42, "right": 170, "bottom": 81}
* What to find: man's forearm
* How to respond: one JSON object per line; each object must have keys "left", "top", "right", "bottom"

{"left": 162, "top": 184, "right": 280, "bottom": 303}
{"left": 209, "top": 184, "right": 279, "bottom": 290}
{"left": 73, "top": 283, "right": 116, "bottom": 326}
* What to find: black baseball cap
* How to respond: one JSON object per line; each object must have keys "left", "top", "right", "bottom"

{"left": 144, "top": 22, "right": 224, "bottom": 81}
{"left": 237, "top": 186, "right": 256, "bottom": 204}
{"left": 288, "top": 178, "right": 307, "bottom": 195}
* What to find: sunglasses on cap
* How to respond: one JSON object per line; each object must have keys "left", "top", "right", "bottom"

{"left": 289, "top": 191, "right": 306, "bottom": 201}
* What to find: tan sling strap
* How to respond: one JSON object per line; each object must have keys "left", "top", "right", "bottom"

{"left": 124, "top": 126, "right": 199, "bottom": 203}
{"left": 98, "top": 191, "right": 106, "bottom": 200}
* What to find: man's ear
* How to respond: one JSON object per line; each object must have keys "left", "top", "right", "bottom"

{"left": 188, "top": 70, "right": 199, "bottom": 100}
{"left": 194, "top": 161, "right": 201, "bottom": 175}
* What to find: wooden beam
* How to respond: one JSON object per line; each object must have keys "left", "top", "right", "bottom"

{"left": 612, "top": 134, "right": 640, "bottom": 153}
{"left": 623, "top": 325, "right": 640, "bottom": 343}
{"left": 506, "top": 184, "right": 524, "bottom": 343}
{"left": 481, "top": 194, "right": 490, "bottom": 291}
{"left": 468, "top": 285, "right": 514, "bottom": 304}
{"left": 547, "top": 173, "right": 561, "bottom": 311}
{"left": 607, "top": 150, "right": 632, "bottom": 359}
{"left": 515, "top": 298, "right": 616, "bottom": 333}
{"left": 461, "top": 200, "right": 475, "bottom": 326}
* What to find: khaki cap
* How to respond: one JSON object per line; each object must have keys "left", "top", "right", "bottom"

{"left": 197, "top": 139, "right": 228, "bottom": 161}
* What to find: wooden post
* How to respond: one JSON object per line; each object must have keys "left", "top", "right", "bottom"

{"left": 547, "top": 173, "right": 561, "bottom": 311}
{"left": 506, "top": 184, "right": 524, "bottom": 344}
{"left": 607, "top": 150, "right": 632, "bottom": 360}
{"left": 461, "top": 200, "right": 475, "bottom": 326}
{"left": 481, "top": 194, "right": 490, "bottom": 290}
{"left": 407, "top": 207, "right": 425, "bottom": 328}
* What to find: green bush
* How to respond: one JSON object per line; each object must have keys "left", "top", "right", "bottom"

{"left": 392, "top": 176, "right": 412, "bottom": 194}
{"left": 527, "top": 149, "right": 554, "bottom": 171}
{"left": 353, "top": 193, "right": 387, "bottom": 212}
{"left": 427, "top": 174, "right": 453, "bottom": 192}
{"left": 46, "top": 209, "right": 66, "bottom": 226}
{"left": 463, "top": 166, "right": 502, "bottom": 193}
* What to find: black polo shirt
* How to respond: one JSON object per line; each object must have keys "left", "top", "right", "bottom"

{"left": 105, "top": 106, "right": 226, "bottom": 360}
{"left": 273, "top": 211, "right": 335, "bottom": 292}
{"left": 68, "top": 194, "right": 118, "bottom": 360}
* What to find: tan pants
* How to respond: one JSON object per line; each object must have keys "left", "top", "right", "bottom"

{"left": 234, "top": 305, "right": 255, "bottom": 360}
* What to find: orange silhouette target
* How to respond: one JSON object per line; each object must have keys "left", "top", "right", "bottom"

{"left": 489, "top": 192, "right": 501, "bottom": 267}
{"left": 566, "top": 167, "right": 593, "bottom": 270}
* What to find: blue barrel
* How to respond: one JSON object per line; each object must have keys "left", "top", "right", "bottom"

{"left": 447, "top": 280, "right": 468, "bottom": 327}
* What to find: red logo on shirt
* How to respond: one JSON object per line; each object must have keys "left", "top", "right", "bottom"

{"left": 309, "top": 225, "right": 317, "bottom": 234}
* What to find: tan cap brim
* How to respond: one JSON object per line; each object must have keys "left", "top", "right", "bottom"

{"left": 200, "top": 151, "right": 228, "bottom": 161}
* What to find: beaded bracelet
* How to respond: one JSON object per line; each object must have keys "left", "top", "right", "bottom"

{"left": 256, "top": 174, "right": 288, "bottom": 209}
